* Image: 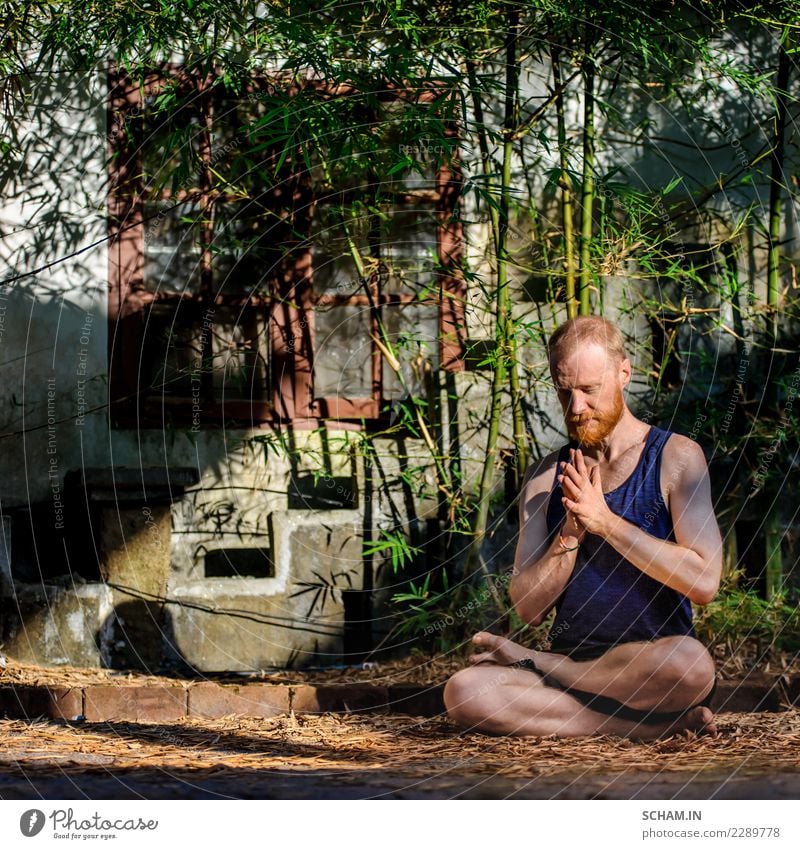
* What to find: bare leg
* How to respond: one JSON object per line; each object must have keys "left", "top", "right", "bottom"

{"left": 444, "top": 663, "right": 716, "bottom": 739}
{"left": 470, "top": 632, "right": 716, "bottom": 714}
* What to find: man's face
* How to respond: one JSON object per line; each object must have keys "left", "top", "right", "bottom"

{"left": 551, "top": 344, "right": 630, "bottom": 448}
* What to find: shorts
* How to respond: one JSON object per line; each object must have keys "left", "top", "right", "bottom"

{"left": 549, "top": 675, "right": 718, "bottom": 725}
{"left": 514, "top": 645, "right": 718, "bottom": 725}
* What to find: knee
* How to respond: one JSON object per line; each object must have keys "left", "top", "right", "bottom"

{"left": 655, "top": 637, "right": 715, "bottom": 699}
{"left": 443, "top": 668, "right": 480, "bottom": 725}
{"left": 443, "top": 666, "right": 507, "bottom": 727}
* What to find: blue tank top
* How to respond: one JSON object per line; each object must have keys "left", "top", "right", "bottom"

{"left": 545, "top": 425, "right": 695, "bottom": 656}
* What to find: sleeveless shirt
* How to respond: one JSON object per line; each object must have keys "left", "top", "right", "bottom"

{"left": 545, "top": 425, "right": 695, "bottom": 657}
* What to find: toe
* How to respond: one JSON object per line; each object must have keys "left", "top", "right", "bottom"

{"left": 472, "top": 631, "right": 500, "bottom": 648}
{"left": 700, "top": 708, "right": 719, "bottom": 736}
{"left": 684, "top": 706, "right": 718, "bottom": 737}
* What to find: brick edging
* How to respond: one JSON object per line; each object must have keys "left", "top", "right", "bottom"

{"left": 0, "top": 677, "right": 794, "bottom": 723}
{"left": 0, "top": 682, "right": 447, "bottom": 722}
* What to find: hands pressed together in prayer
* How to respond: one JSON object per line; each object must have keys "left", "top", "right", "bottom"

{"left": 558, "top": 448, "right": 615, "bottom": 542}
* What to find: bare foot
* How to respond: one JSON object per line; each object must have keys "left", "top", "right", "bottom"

{"left": 469, "top": 632, "right": 539, "bottom": 667}
{"left": 672, "top": 705, "right": 718, "bottom": 738}
{"left": 625, "top": 705, "right": 718, "bottom": 741}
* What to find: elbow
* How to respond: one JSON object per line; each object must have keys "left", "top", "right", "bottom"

{"left": 690, "top": 577, "right": 720, "bottom": 607}
{"left": 686, "top": 550, "right": 722, "bottom": 606}
{"left": 509, "top": 580, "right": 546, "bottom": 627}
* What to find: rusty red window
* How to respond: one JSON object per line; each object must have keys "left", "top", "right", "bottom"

{"left": 107, "top": 68, "right": 465, "bottom": 427}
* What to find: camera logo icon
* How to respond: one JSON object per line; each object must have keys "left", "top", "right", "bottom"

{"left": 20, "top": 810, "right": 46, "bottom": 837}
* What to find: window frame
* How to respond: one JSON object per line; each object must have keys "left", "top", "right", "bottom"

{"left": 107, "top": 65, "right": 466, "bottom": 428}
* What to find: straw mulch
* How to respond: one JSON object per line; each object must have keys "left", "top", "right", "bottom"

{"left": 3, "top": 646, "right": 795, "bottom": 691}
{"left": 0, "top": 657, "right": 177, "bottom": 689}
{"left": 0, "top": 653, "right": 466, "bottom": 688}
{"left": 0, "top": 709, "right": 799, "bottom": 779}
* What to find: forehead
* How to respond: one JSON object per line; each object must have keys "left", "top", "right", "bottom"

{"left": 552, "top": 344, "right": 616, "bottom": 387}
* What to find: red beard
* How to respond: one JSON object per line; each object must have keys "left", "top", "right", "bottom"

{"left": 566, "top": 390, "right": 624, "bottom": 448}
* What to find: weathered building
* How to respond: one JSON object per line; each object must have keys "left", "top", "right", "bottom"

{"left": 0, "top": 26, "right": 797, "bottom": 670}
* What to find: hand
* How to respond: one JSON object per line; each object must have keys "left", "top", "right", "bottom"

{"left": 558, "top": 448, "right": 615, "bottom": 537}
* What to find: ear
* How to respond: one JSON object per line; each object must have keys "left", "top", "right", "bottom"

{"left": 619, "top": 357, "right": 632, "bottom": 388}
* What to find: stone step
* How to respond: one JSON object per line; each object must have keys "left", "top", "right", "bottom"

{"left": 0, "top": 682, "right": 447, "bottom": 722}
{"left": 0, "top": 676, "right": 794, "bottom": 723}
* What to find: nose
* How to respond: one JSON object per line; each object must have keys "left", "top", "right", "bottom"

{"left": 567, "top": 391, "right": 588, "bottom": 416}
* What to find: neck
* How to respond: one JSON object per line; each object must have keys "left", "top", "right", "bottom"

{"left": 578, "top": 409, "right": 649, "bottom": 462}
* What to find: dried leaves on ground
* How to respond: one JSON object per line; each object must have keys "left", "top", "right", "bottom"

{"left": 2, "top": 646, "right": 798, "bottom": 691}
{"left": 0, "top": 654, "right": 465, "bottom": 688}
{"left": 0, "top": 710, "right": 799, "bottom": 779}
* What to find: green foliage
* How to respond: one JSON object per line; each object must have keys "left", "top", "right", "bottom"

{"left": 694, "top": 569, "right": 800, "bottom": 653}
{"left": 388, "top": 574, "right": 509, "bottom": 653}
{"left": 7, "top": 0, "right": 800, "bottom": 660}
{"left": 363, "top": 530, "right": 422, "bottom": 573}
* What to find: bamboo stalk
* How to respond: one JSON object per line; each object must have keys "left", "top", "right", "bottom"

{"left": 466, "top": 45, "right": 527, "bottom": 488}
{"left": 464, "top": 5, "right": 520, "bottom": 601}
{"left": 552, "top": 46, "right": 577, "bottom": 318}
{"left": 579, "top": 32, "right": 595, "bottom": 316}
{"left": 764, "top": 32, "right": 790, "bottom": 601}
{"left": 767, "top": 34, "right": 789, "bottom": 333}
{"left": 465, "top": 57, "right": 500, "bottom": 257}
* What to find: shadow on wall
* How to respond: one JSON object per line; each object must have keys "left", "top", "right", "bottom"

{"left": 0, "top": 67, "right": 110, "bottom": 507}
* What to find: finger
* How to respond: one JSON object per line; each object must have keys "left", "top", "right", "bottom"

{"left": 575, "top": 448, "right": 588, "bottom": 476}
{"left": 562, "top": 496, "right": 580, "bottom": 513}
{"left": 590, "top": 464, "right": 603, "bottom": 489}
{"left": 561, "top": 461, "right": 583, "bottom": 487}
{"left": 559, "top": 474, "right": 582, "bottom": 500}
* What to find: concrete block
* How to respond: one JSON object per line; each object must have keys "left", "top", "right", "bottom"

{"left": 79, "top": 466, "right": 200, "bottom": 497}
{"left": 99, "top": 504, "right": 171, "bottom": 670}
{"left": 83, "top": 684, "right": 187, "bottom": 722}
{"left": 188, "top": 682, "right": 291, "bottom": 718}
{"left": 170, "top": 483, "right": 275, "bottom": 580}
{"left": 0, "top": 583, "right": 114, "bottom": 668}
{"left": 165, "top": 510, "right": 364, "bottom": 671}
{"left": 100, "top": 504, "right": 172, "bottom": 597}
{"left": 270, "top": 509, "right": 363, "bottom": 590}
{"left": 166, "top": 596, "right": 345, "bottom": 672}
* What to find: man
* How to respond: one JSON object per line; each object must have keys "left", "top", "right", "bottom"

{"left": 444, "top": 316, "right": 723, "bottom": 739}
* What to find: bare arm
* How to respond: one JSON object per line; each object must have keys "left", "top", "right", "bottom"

{"left": 509, "top": 453, "right": 584, "bottom": 626}
{"left": 561, "top": 438, "right": 723, "bottom": 605}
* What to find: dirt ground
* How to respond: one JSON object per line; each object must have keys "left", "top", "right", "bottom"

{"left": 1, "top": 707, "right": 799, "bottom": 799}
{"left": 1, "top": 653, "right": 799, "bottom": 799}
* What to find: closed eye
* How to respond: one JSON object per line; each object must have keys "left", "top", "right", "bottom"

{"left": 557, "top": 387, "right": 598, "bottom": 397}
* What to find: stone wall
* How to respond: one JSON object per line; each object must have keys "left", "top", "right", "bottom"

{"left": 1, "top": 38, "right": 797, "bottom": 670}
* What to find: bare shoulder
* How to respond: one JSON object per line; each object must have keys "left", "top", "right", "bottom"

{"left": 662, "top": 433, "right": 708, "bottom": 473}
{"left": 521, "top": 448, "right": 562, "bottom": 494}
{"left": 519, "top": 448, "right": 562, "bottom": 524}
{"left": 661, "top": 433, "right": 709, "bottom": 500}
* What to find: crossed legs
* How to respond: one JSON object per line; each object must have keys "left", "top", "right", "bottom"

{"left": 444, "top": 633, "right": 717, "bottom": 739}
